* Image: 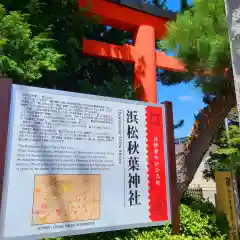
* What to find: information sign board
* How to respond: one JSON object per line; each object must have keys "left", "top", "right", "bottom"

{"left": 0, "top": 84, "right": 172, "bottom": 239}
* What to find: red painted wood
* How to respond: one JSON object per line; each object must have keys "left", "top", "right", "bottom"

{"left": 156, "top": 52, "right": 186, "bottom": 72}
{"left": 83, "top": 39, "right": 186, "bottom": 72}
{"left": 80, "top": 0, "right": 185, "bottom": 104}
{"left": 0, "top": 78, "right": 12, "bottom": 210}
{"left": 82, "top": 39, "right": 136, "bottom": 63}
{"left": 133, "top": 25, "right": 157, "bottom": 103}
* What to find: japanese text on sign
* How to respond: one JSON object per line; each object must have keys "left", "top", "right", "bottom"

{"left": 126, "top": 110, "right": 141, "bottom": 206}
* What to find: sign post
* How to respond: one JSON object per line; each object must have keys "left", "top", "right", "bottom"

{"left": 164, "top": 102, "right": 180, "bottom": 234}
{"left": 0, "top": 79, "right": 178, "bottom": 240}
{"left": 215, "top": 170, "right": 240, "bottom": 240}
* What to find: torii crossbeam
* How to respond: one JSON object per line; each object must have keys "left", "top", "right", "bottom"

{"left": 78, "top": 0, "right": 186, "bottom": 103}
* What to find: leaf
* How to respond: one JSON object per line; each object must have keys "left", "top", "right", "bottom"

{"left": 160, "top": 0, "right": 230, "bottom": 95}
{"left": 216, "top": 148, "right": 237, "bottom": 155}
{"left": 0, "top": 4, "right": 62, "bottom": 83}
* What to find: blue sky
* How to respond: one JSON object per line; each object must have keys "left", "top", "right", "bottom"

{"left": 157, "top": 82, "right": 205, "bottom": 138}
{"left": 156, "top": 0, "right": 205, "bottom": 138}
{"left": 163, "top": 0, "right": 192, "bottom": 11}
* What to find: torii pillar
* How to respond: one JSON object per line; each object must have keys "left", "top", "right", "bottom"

{"left": 78, "top": 0, "right": 186, "bottom": 103}
{"left": 78, "top": 0, "right": 186, "bottom": 233}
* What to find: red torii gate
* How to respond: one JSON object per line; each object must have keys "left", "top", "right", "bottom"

{"left": 78, "top": 0, "right": 186, "bottom": 103}
{"left": 77, "top": 0, "right": 186, "bottom": 234}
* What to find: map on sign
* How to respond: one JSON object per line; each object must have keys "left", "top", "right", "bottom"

{"left": 32, "top": 174, "right": 101, "bottom": 225}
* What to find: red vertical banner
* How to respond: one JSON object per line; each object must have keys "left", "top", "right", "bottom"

{"left": 146, "top": 106, "right": 168, "bottom": 221}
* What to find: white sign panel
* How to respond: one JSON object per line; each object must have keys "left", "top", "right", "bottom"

{"left": 0, "top": 85, "right": 171, "bottom": 240}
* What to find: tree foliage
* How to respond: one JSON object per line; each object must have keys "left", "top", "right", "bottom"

{"left": 163, "top": 0, "right": 229, "bottom": 72}
{"left": 0, "top": 4, "right": 62, "bottom": 83}
{"left": 160, "top": 0, "right": 233, "bottom": 97}
{"left": 2, "top": 0, "right": 134, "bottom": 98}
{"left": 1, "top": 0, "right": 186, "bottom": 127}
{"left": 203, "top": 125, "right": 240, "bottom": 181}
{"left": 47, "top": 203, "right": 228, "bottom": 240}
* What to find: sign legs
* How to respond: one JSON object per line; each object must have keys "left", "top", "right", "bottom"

{"left": 164, "top": 101, "right": 180, "bottom": 234}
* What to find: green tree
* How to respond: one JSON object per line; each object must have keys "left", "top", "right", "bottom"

{"left": 0, "top": 4, "right": 62, "bottom": 83}
{"left": 1, "top": 0, "right": 187, "bottom": 131}
{"left": 203, "top": 125, "right": 240, "bottom": 181}
{"left": 2, "top": 0, "right": 134, "bottom": 99}
{"left": 160, "top": 0, "right": 236, "bottom": 194}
